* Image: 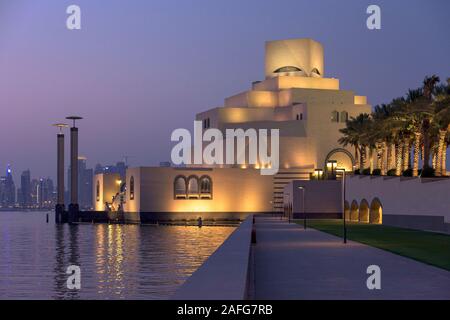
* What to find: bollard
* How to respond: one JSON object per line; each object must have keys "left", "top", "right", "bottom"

{"left": 251, "top": 228, "right": 257, "bottom": 244}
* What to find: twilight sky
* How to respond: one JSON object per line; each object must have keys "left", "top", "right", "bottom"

{"left": 0, "top": 0, "right": 449, "bottom": 181}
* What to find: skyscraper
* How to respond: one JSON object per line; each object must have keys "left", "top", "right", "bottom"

{"left": 37, "top": 177, "right": 55, "bottom": 209}
{"left": 68, "top": 156, "right": 93, "bottom": 209}
{"left": 20, "top": 169, "right": 32, "bottom": 208}
{"left": 0, "top": 165, "right": 16, "bottom": 207}
{"left": 30, "top": 178, "right": 39, "bottom": 207}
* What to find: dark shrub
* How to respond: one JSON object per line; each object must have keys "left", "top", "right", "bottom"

{"left": 402, "top": 168, "right": 413, "bottom": 177}
{"left": 372, "top": 169, "right": 381, "bottom": 175}
{"left": 362, "top": 168, "right": 371, "bottom": 175}
{"left": 420, "top": 167, "right": 435, "bottom": 177}
{"left": 387, "top": 169, "right": 397, "bottom": 176}
{"left": 354, "top": 169, "right": 360, "bottom": 175}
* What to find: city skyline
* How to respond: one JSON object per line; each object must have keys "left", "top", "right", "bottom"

{"left": 0, "top": 159, "right": 125, "bottom": 209}
{"left": 1, "top": 0, "right": 449, "bottom": 181}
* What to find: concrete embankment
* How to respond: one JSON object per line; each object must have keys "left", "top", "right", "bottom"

{"left": 172, "top": 215, "right": 254, "bottom": 300}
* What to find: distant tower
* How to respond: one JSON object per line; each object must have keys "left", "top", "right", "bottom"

{"left": 20, "top": 169, "right": 31, "bottom": 208}
{"left": 1, "top": 165, "right": 16, "bottom": 207}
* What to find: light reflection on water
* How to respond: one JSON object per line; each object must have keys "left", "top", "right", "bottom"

{"left": 0, "top": 211, "right": 235, "bottom": 299}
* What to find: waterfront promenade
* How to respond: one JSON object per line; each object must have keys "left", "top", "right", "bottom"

{"left": 253, "top": 216, "right": 450, "bottom": 300}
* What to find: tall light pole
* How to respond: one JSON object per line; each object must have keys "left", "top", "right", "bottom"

{"left": 298, "top": 186, "right": 306, "bottom": 230}
{"left": 66, "top": 116, "right": 83, "bottom": 223}
{"left": 337, "top": 168, "right": 347, "bottom": 244}
{"left": 53, "top": 123, "right": 68, "bottom": 223}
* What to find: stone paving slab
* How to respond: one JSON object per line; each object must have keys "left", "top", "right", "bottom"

{"left": 254, "top": 216, "right": 450, "bottom": 300}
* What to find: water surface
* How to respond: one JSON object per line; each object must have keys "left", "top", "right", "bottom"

{"left": 0, "top": 211, "right": 235, "bottom": 299}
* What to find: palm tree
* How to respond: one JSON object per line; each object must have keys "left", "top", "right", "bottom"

{"left": 372, "top": 104, "right": 396, "bottom": 174}
{"left": 338, "top": 74, "right": 449, "bottom": 178}
{"left": 421, "top": 75, "right": 440, "bottom": 170}
{"left": 434, "top": 84, "right": 450, "bottom": 175}
{"left": 339, "top": 120, "right": 360, "bottom": 170}
{"left": 339, "top": 114, "right": 372, "bottom": 171}
{"left": 399, "top": 89, "right": 427, "bottom": 176}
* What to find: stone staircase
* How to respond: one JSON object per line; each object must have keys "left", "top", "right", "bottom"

{"left": 272, "top": 168, "right": 312, "bottom": 212}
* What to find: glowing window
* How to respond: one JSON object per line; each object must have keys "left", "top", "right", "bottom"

{"left": 130, "top": 176, "right": 135, "bottom": 200}
{"left": 96, "top": 180, "right": 100, "bottom": 202}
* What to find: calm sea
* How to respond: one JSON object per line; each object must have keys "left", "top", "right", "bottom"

{"left": 0, "top": 211, "right": 235, "bottom": 299}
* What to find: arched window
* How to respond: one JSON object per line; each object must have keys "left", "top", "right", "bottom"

{"left": 187, "top": 176, "right": 199, "bottom": 199}
{"left": 96, "top": 180, "right": 100, "bottom": 202}
{"left": 331, "top": 110, "right": 339, "bottom": 122}
{"left": 199, "top": 176, "right": 212, "bottom": 199}
{"left": 130, "top": 176, "right": 135, "bottom": 200}
{"left": 174, "top": 176, "right": 187, "bottom": 199}
{"left": 340, "top": 111, "right": 348, "bottom": 123}
{"left": 274, "top": 66, "right": 302, "bottom": 73}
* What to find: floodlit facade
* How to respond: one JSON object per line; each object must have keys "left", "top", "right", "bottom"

{"left": 95, "top": 38, "right": 371, "bottom": 221}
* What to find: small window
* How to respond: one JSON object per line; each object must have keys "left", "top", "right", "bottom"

{"left": 130, "top": 176, "right": 135, "bottom": 200}
{"left": 340, "top": 111, "right": 348, "bottom": 123}
{"left": 203, "top": 118, "right": 211, "bottom": 129}
{"left": 96, "top": 180, "right": 100, "bottom": 202}
{"left": 199, "top": 176, "right": 212, "bottom": 199}
{"left": 331, "top": 110, "right": 339, "bottom": 122}
{"left": 274, "top": 66, "right": 302, "bottom": 73}
{"left": 174, "top": 176, "right": 187, "bottom": 199}
{"left": 296, "top": 114, "right": 299, "bottom": 120}
{"left": 187, "top": 176, "right": 199, "bottom": 199}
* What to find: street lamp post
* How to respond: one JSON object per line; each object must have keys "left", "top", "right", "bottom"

{"left": 52, "top": 123, "right": 68, "bottom": 224}
{"left": 66, "top": 116, "right": 83, "bottom": 223}
{"left": 288, "top": 203, "right": 291, "bottom": 224}
{"left": 298, "top": 186, "right": 306, "bottom": 230}
{"left": 337, "top": 168, "right": 347, "bottom": 244}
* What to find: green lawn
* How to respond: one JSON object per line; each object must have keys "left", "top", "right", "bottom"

{"left": 295, "top": 219, "right": 450, "bottom": 271}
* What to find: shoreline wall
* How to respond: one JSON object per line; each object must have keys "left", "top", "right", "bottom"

{"left": 172, "top": 215, "right": 254, "bottom": 300}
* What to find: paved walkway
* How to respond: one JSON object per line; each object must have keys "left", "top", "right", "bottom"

{"left": 253, "top": 216, "right": 450, "bottom": 300}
